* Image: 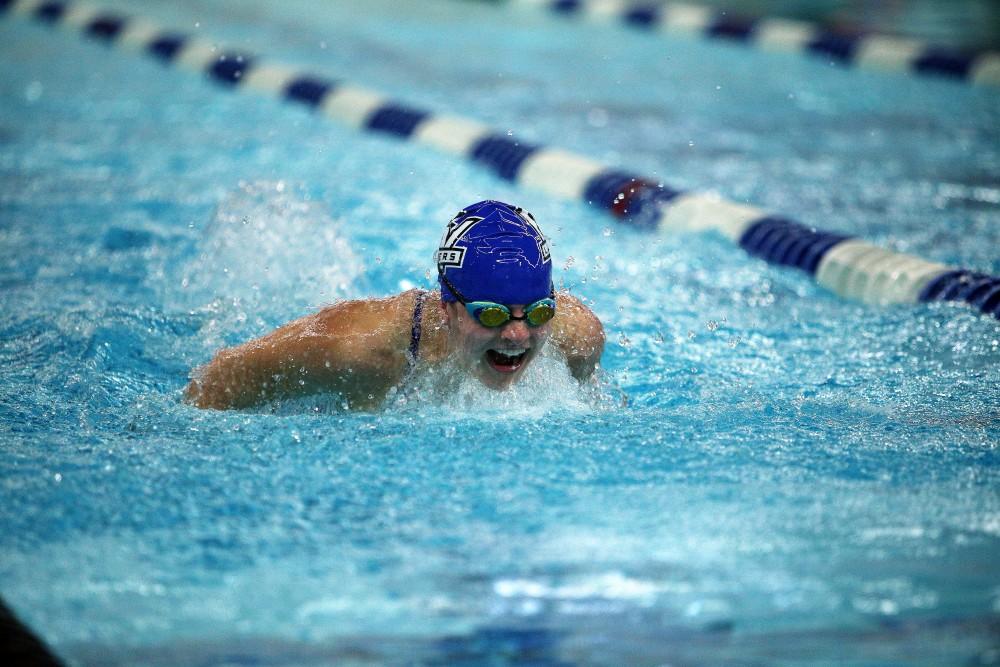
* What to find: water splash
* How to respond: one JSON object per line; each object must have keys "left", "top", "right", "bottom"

{"left": 172, "top": 181, "right": 362, "bottom": 351}
{"left": 390, "top": 347, "right": 619, "bottom": 417}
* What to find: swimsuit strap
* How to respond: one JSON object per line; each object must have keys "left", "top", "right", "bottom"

{"left": 407, "top": 289, "right": 427, "bottom": 368}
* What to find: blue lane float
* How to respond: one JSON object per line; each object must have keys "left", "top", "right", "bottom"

{"left": 516, "top": 0, "right": 1000, "bottom": 87}
{"left": 3, "top": 0, "right": 997, "bottom": 320}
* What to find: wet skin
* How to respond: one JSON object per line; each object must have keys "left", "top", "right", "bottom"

{"left": 441, "top": 301, "right": 552, "bottom": 390}
{"left": 186, "top": 289, "right": 603, "bottom": 410}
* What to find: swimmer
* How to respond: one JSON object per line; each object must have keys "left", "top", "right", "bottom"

{"left": 185, "top": 200, "right": 605, "bottom": 410}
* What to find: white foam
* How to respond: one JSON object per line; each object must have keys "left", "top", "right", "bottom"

{"left": 391, "top": 346, "right": 619, "bottom": 416}
{"left": 173, "top": 181, "right": 361, "bottom": 351}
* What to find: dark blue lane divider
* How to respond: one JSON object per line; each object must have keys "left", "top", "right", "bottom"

{"left": 210, "top": 53, "right": 254, "bottom": 85}
{"left": 148, "top": 33, "right": 186, "bottom": 61}
{"left": 516, "top": 0, "right": 1000, "bottom": 87}
{"left": 3, "top": 0, "right": 997, "bottom": 321}
{"left": 920, "top": 271, "right": 1000, "bottom": 317}
{"left": 86, "top": 14, "right": 124, "bottom": 40}
{"left": 740, "top": 218, "right": 853, "bottom": 275}
{"left": 470, "top": 135, "right": 541, "bottom": 181}
{"left": 284, "top": 76, "right": 337, "bottom": 107}
{"left": 367, "top": 104, "right": 431, "bottom": 138}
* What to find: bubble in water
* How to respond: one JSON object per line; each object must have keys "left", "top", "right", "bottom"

{"left": 587, "top": 107, "right": 609, "bottom": 127}
{"left": 24, "top": 81, "right": 43, "bottom": 103}
{"left": 563, "top": 256, "right": 575, "bottom": 270}
{"left": 706, "top": 320, "right": 719, "bottom": 332}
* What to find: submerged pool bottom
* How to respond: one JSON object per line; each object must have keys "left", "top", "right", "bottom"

{"left": 55, "top": 614, "right": 1000, "bottom": 665}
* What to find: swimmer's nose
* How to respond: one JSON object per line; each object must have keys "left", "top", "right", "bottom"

{"left": 500, "top": 318, "right": 531, "bottom": 344}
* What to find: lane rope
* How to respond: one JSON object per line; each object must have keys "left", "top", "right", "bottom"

{"left": 3, "top": 0, "right": 998, "bottom": 320}
{"left": 508, "top": 0, "right": 1000, "bottom": 88}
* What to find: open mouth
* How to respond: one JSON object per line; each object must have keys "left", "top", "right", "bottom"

{"left": 485, "top": 348, "right": 528, "bottom": 373}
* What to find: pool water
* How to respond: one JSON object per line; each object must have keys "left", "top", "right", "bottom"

{"left": 1, "top": 1, "right": 999, "bottom": 664}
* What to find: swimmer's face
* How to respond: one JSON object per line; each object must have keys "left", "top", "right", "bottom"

{"left": 442, "top": 300, "right": 552, "bottom": 390}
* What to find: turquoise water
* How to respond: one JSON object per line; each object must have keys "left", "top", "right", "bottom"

{"left": 1, "top": 1, "right": 999, "bottom": 664}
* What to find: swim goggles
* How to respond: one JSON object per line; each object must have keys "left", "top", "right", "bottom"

{"left": 439, "top": 272, "right": 556, "bottom": 328}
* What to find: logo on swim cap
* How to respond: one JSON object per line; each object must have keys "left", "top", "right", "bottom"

{"left": 437, "top": 200, "right": 552, "bottom": 304}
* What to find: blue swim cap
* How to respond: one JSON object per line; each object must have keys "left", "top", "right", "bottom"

{"left": 437, "top": 200, "right": 552, "bottom": 304}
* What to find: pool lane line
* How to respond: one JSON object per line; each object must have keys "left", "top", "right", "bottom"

{"left": 505, "top": 0, "right": 1000, "bottom": 88}
{"left": 4, "top": 0, "right": 999, "bottom": 320}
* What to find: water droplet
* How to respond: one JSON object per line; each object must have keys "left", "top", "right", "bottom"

{"left": 53, "top": 473, "right": 62, "bottom": 483}
{"left": 563, "top": 256, "right": 575, "bottom": 270}
{"left": 618, "top": 333, "right": 631, "bottom": 347}
{"left": 687, "top": 330, "right": 696, "bottom": 340}
{"left": 706, "top": 320, "right": 719, "bottom": 332}
{"left": 602, "top": 227, "right": 613, "bottom": 237}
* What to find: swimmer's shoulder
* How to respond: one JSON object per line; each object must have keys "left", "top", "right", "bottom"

{"left": 553, "top": 291, "right": 604, "bottom": 343}
{"left": 310, "top": 292, "right": 413, "bottom": 360}
{"left": 551, "top": 291, "right": 605, "bottom": 379}
{"left": 310, "top": 289, "right": 447, "bottom": 364}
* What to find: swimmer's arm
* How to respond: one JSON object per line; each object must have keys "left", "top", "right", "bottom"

{"left": 185, "top": 300, "right": 409, "bottom": 410}
{"left": 551, "top": 293, "right": 605, "bottom": 381}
